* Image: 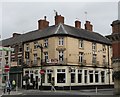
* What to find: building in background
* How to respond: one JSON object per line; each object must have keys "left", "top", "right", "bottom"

{"left": 106, "top": 20, "right": 120, "bottom": 95}
{"left": 1, "top": 33, "right": 23, "bottom": 88}
{"left": 0, "top": 46, "right": 12, "bottom": 89}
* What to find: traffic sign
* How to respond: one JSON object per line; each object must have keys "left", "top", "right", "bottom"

{"left": 40, "top": 69, "right": 45, "bottom": 74}
{"left": 4, "top": 65, "right": 10, "bottom": 72}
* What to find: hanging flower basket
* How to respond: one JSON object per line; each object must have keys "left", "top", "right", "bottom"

{"left": 113, "top": 71, "right": 120, "bottom": 80}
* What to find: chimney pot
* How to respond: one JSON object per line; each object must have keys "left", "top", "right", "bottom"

{"left": 75, "top": 20, "right": 81, "bottom": 29}
{"left": 84, "top": 21, "right": 93, "bottom": 32}
{"left": 13, "top": 33, "right": 21, "bottom": 37}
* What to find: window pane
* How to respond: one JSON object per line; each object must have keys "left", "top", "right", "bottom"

{"left": 90, "top": 74, "right": 93, "bottom": 83}
{"left": 71, "top": 73, "right": 75, "bottom": 83}
{"left": 78, "top": 74, "right": 82, "bottom": 83}
{"left": 101, "top": 71, "right": 105, "bottom": 83}
{"left": 47, "top": 74, "right": 52, "bottom": 83}
{"left": 57, "top": 73, "right": 65, "bottom": 83}
{"left": 84, "top": 70, "right": 87, "bottom": 83}
{"left": 95, "top": 74, "right": 99, "bottom": 83}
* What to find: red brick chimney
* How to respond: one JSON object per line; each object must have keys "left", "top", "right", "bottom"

{"left": 55, "top": 12, "right": 64, "bottom": 25}
{"left": 111, "top": 20, "right": 120, "bottom": 34}
{"left": 38, "top": 16, "right": 49, "bottom": 30}
{"left": 75, "top": 20, "right": 81, "bottom": 28}
{"left": 84, "top": 21, "right": 93, "bottom": 31}
{"left": 13, "top": 33, "right": 21, "bottom": 37}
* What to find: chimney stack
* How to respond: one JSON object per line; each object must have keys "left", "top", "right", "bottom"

{"left": 38, "top": 16, "right": 49, "bottom": 30}
{"left": 13, "top": 33, "right": 21, "bottom": 37}
{"left": 111, "top": 20, "right": 120, "bottom": 34}
{"left": 55, "top": 12, "right": 64, "bottom": 25}
{"left": 84, "top": 21, "right": 93, "bottom": 32}
{"left": 75, "top": 20, "right": 81, "bottom": 29}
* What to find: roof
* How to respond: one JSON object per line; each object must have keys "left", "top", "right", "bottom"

{"left": 112, "top": 20, "right": 120, "bottom": 25}
{"left": 1, "top": 23, "right": 111, "bottom": 46}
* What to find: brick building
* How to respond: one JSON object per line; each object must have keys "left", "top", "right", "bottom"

{"left": 22, "top": 14, "right": 113, "bottom": 90}
{"left": 1, "top": 13, "right": 114, "bottom": 90}
{"left": 106, "top": 20, "right": 120, "bottom": 95}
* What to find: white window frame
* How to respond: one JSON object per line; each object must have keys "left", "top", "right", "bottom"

{"left": 92, "top": 42, "right": 96, "bottom": 51}
{"left": 92, "top": 54, "right": 97, "bottom": 64}
{"left": 84, "top": 70, "right": 88, "bottom": 83}
{"left": 34, "top": 41, "right": 38, "bottom": 49}
{"left": 58, "top": 37, "right": 64, "bottom": 46}
{"left": 57, "top": 69, "right": 66, "bottom": 83}
{"left": 44, "top": 39, "right": 48, "bottom": 48}
{"left": 101, "top": 71, "right": 105, "bottom": 83}
{"left": 33, "top": 53, "right": 37, "bottom": 61}
{"left": 79, "top": 40, "right": 84, "bottom": 48}
{"left": 47, "top": 69, "right": 52, "bottom": 83}
{"left": 79, "top": 52, "right": 84, "bottom": 63}
{"left": 95, "top": 71, "right": 99, "bottom": 83}
{"left": 44, "top": 52, "right": 48, "bottom": 62}
{"left": 89, "top": 70, "right": 94, "bottom": 83}
{"left": 78, "top": 70, "right": 82, "bottom": 83}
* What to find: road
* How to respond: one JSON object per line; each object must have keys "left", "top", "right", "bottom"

{"left": 0, "top": 89, "right": 120, "bottom": 97}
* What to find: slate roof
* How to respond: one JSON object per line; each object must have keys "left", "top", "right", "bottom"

{"left": 1, "top": 23, "right": 111, "bottom": 46}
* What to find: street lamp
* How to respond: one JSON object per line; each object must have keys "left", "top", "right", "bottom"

{"left": 37, "top": 44, "right": 43, "bottom": 90}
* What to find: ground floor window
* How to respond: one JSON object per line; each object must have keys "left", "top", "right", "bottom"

{"left": 78, "top": 70, "right": 82, "bottom": 83}
{"left": 95, "top": 71, "right": 99, "bottom": 83}
{"left": 47, "top": 69, "right": 53, "bottom": 83}
{"left": 47, "top": 74, "right": 52, "bottom": 83}
{"left": 89, "top": 70, "right": 93, "bottom": 83}
{"left": 57, "top": 69, "right": 66, "bottom": 83}
{"left": 112, "top": 71, "right": 114, "bottom": 82}
{"left": 101, "top": 71, "right": 105, "bottom": 83}
{"left": 71, "top": 73, "right": 75, "bottom": 83}
{"left": 30, "top": 74, "right": 33, "bottom": 83}
{"left": 71, "top": 69, "right": 75, "bottom": 83}
{"left": 84, "top": 70, "right": 87, "bottom": 83}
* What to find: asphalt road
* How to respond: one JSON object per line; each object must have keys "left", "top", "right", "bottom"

{"left": 1, "top": 89, "right": 120, "bottom": 97}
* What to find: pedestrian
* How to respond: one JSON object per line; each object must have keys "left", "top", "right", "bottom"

{"left": 3, "top": 82, "right": 6, "bottom": 94}
{"left": 12, "top": 80, "right": 16, "bottom": 90}
{"left": 32, "top": 79, "right": 35, "bottom": 89}
{"left": 6, "top": 79, "right": 11, "bottom": 94}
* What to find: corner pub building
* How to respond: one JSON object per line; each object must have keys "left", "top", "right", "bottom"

{"left": 22, "top": 13, "right": 114, "bottom": 90}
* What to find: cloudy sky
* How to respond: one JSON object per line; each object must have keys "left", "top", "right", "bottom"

{"left": 1, "top": 1, "right": 119, "bottom": 40}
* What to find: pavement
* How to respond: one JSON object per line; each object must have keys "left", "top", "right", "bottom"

{"left": 0, "top": 89, "right": 22, "bottom": 97}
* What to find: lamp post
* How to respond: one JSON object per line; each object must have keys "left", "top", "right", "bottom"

{"left": 37, "top": 44, "right": 43, "bottom": 90}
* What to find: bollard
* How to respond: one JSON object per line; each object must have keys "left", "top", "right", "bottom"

{"left": 95, "top": 87, "right": 98, "bottom": 93}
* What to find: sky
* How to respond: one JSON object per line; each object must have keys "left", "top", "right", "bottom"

{"left": 0, "top": 0, "right": 119, "bottom": 40}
